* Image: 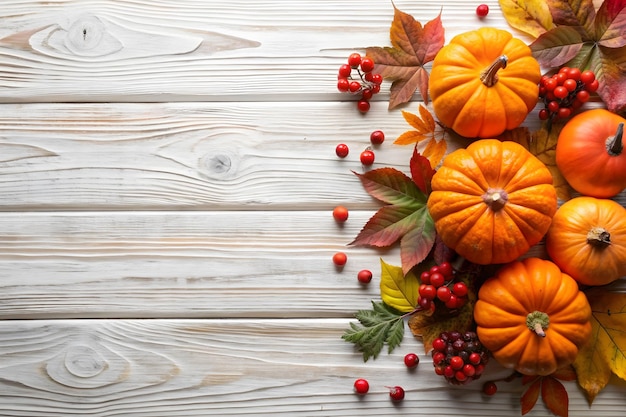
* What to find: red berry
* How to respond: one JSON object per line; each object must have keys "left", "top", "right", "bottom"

{"left": 361, "top": 89, "right": 373, "bottom": 100}
{"left": 371, "top": 84, "right": 381, "bottom": 94}
{"left": 420, "top": 271, "right": 431, "bottom": 285}
{"left": 580, "top": 70, "right": 595, "bottom": 84}
{"left": 371, "top": 73, "right": 383, "bottom": 85}
{"left": 476, "top": 4, "right": 489, "bottom": 17}
{"left": 360, "top": 57, "right": 375, "bottom": 73}
{"left": 576, "top": 90, "right": 590, "bottom": 103}
{"left": 445, "top": 293, "right": 459, "bottom": 309}
{"left": 547, "top": 100, "right": 560, "bottom": 113}
{"left": 463, "top": 364, "right": 476, "bottom": 377}
{"left": 429, "top": 272, "right": 445, "bottom": 288}
{"left": 354, "top": 378, "right": 369, "bottom": 394}
{"left": 332, "top": 205, "right": 349, "bottom": 222}
{"left": 452, "top": 282, "right": 468, "bottom": 297}
{"left": 586, "top": 79, "right": 599, "bottom": 93}
{"left": 538, "top": 109, "right": 549, "bottom": 120}
{"left": 432, "top": 338, "right": 447, "bottom": 352}
{"left": 455, "top": 370, "right": 468, "bottom": 382}
{"left": 432, "top": 351, "right": 446, "bottom": 365}
{"left": 370, "top": 130, "right": 385, "bottom": 145}
{"left": 388, "top": 386, "right": 405, "bottom": 401}
{"left": 553, "top": 85, "right": 568, "bottom": 99}
{"left": 544, "top": 77, "right": 557, "bottom": 91}
{"left": 557, "top": 107, "right": 572, "bottom": 119}
{"left": 404, "top": 353, "right": 419, "bottom": 368}
{"left": 563, "top": 78, "right": 578, "bottom": 92}
{"left": 419, "top": 284, "right": 437, "bottom": 300}
{"left": 469, "top": 352, "right": 482, "bottom": 365}
{"left": 438, "top": 262, "right": 453, "bottom": 278}
{"left": 567, "top": 67, "right": 581, "bottom": 81}
{"left": 338, "top": 64, "right": 352, "bottom": 78}
{"left": 348, "top": 81, "right": 361, "bottom": 93}
{"left": 332, "top": 252, "right": 347, "bottom": 266}
{"left": 436, "top": 286, "right": 452, "bottom": 302}
{"left": 418, "top": 296, "right": 435, "bottom": 311}
{"left": 335, "top": 143, "right": 349, "bottom": 158}
{"left": 360, "top": 149, "right": 375, "bottom": 165}
{"left": 357, "top": 269, "right": 373, "bottom": 284}
{"left": 449, "top": 356, "right": 464, "bottom": 370}
{"left": 357, "top": 100, "right": 370, "bottom": 113}
{"left": 348, "top": 53, "right": 362, "bottom": 68}
{"left": 337, "top": 78, "right": 349, "bottom": 92}
{"left": 483, "top": 381, "right": 498, "bottom": 396}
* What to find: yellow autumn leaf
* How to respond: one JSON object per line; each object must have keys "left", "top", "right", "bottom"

{"left": 573, "top": 290, "right": 626, "bottom": 404}
{"left": 379, "top": 258, "right": 419, "bottom": 313}
{"left": 394, "top": 130, "right": 431, "bottom": 145}
{"left": 499, "top": 0, "right": 555, "bottom": 39}
{"left": 422, "top": 135, "right": 447, "bottom": 168}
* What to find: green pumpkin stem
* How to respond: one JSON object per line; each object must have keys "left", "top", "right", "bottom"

{"left": 480, "top": 55, "right": 508, "bottom": 87}
{"left": 587, "top": 226, "right": 611, "bottom": 247}
{"left": 607, "top": 123, "right": 624, "bottom": 156}
{"left": 526, "top": 311, "right": 549, "bottom": 337}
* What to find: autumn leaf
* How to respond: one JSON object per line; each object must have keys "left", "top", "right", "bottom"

{"left": 521, "top": 378, "right": 542, "bottom": 415}
{"left": 366, "top": 6, "right": 445, "bottom": 109}
{"left": 573, "top": 290, "right": 626, "bottom": 404}
{"left": 407, "top": 270, "right": 477, "bottom": 353}
{"left": 410, "top": 147, "right": 435, "bottom": 195}
{"left": 525, "top": 0, "right": 626, "bottom": 112}
{"left": 498, "top": 0, "right": 556, "bottom": 38}
{"left": 350, "top": 168, "right": 436, "bottom": 274}
{"left": 395, "top": 104, "right": 448, "bottom": 168}
{"left": 521, "top": 375, "right": 570, "bottom": 417}
{"left": 379, "top": 259, "right": 421, "bottom": 313}
{"left": 510, "top": 121, "right": 574, "bottom": 201}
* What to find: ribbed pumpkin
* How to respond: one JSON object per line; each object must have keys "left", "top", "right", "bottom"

{"left": 429, "top": 27, "right": 541, "bottom": 138}
{"left": 474, "top": 257, "right": 592, "bottom": 376}
{"left": 427, "top": 139, "right": 557, "bottom": 265}
{"left": 546, "top": 196, "right": 626, "bottom": 286}
{"left": 556, "top": 109, "right": 626, "bottom": 198}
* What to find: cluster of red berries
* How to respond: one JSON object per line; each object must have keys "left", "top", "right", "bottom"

{"left": 418, "top": 262, "right": 468, "bottom": 312}
{"left": 431, "top": 331, "right": 489, "bottom": 385}
{"left": 337, "top": 53, "right": 383, "bottom": 113}
{"left": 538, "top": 67, "right": 598, "bottom": 120}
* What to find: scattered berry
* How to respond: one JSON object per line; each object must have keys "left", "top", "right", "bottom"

{"left": 483, "top": 381, "right": 498, "bottom": 396}
{"left": 333, "top": 205, "right": 349, "bottom": 222}
{"left": 431, "top": 331, "right": 489, "bottom": 385}
{"left": 335, "top": 143, "right": 349, "bottom": 158}
{"left": 404, "top": 353, "right": 419, "bottom": 368}
{"left": 357, "top": 269, "right": 373, "bottom": 284}
{"left": 360, "top": 149, "right": 375, "bottom": 166}
{"left": 332, "top": 252, "right": 348, "bottom": 266}
{"left": 538, "top": 67, "right": 596, "bottom": 120}
{"left": 337, "top": 53, "right": 383, "bottom": 113}
{"left": 354, "top": 378, "right": 370, "bottom": 394}
{"left": 370, "top": 130, "right": 385, "bottom": 145}
{"left": 476, "top": 4, "right": 489, "bottom": 17}
{"left": 388, "top": 386, "right": 405, "bottom": 401}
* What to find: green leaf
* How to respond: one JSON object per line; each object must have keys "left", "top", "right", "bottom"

{"left": 379, "top": 259, "right": 420, "bottom": 313}
{"left": 342, "top": 301, "right": 405, "bottom": 361}
{"left": 351, "top": 168, "right": 435, "bottom": 274}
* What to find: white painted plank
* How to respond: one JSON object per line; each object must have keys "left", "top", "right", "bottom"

{"left": 0, "top": 0, "right": 529, "bottom": 102}
{"left": 1, "top": 319, "right": 625, "bottom": 417}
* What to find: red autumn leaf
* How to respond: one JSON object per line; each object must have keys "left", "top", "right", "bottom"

{"left": 521, "top": 378, "right": 541, "bottom": 415}
{"left": 516, "top": 0, "right": 626, "bottom": 112}
{"left": 365, "top": 6, "right": 445, "bottom": 109}
{"left": 409, "top": 148, "right": 435, "bottom": 195}
{"left": 541, "top": 376, "right": 570, "bottom": 417}
{"left": 350, "top": 168, "right": 435, "bottom": 274}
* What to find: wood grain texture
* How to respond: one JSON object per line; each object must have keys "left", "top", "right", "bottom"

{"left": 1, "top": 319, "right": 625, "bottom": 417}
{"left": 0, "top": 0, "right": 526, "bottom": 102}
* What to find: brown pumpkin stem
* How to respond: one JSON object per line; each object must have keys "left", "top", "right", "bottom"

{"left": 482, "top": 188, "right": 508, "bottom": 211}
{"left": 480, "top": 55, "right": 508, "bottom": 87}
{"left": 606, "top": 123, "right": 624, "bottom": 156}
{"left": 526, "top": 311, "right": 549, "bottom": 337}
{"left": 587, "top": 226, "right": 611, "bottom": 247}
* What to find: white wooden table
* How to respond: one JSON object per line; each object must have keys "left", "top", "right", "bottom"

{"left": 1, "top": 1, "right": 624, "bottom": 416}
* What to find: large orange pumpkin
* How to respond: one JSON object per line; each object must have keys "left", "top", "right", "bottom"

{"left": 556, "top": 109, "right": 626, "bottom": 198}
{"left": 474, "top": 257, "right": 592, "bottom": 376}
{"left": 546, "top": 196, "right": 626, "bottom": 286}
{"left": 427, "top": 139, "right": 557, "bottom": 265}
{"left": 429, "top": 27, "right": 541, "bottom": 138}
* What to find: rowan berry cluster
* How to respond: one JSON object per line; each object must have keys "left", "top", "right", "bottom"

{"left": 538, "top": 67, "right": 598, "bottom": 120}
{"left": 337, "top": 53, "right": 383, "bottom": 113}
{"left": 431, "top": 331, "right": 489, "bottom": 385}
{"left": 418, "top": 262, "right": 468, "bottom": 312}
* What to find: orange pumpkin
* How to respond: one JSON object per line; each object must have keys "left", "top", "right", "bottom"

{"left": 556, "top": 109, "right": 626, "bottom": 198}
{"left": 474, "top": 257, "right": 592, "bottom": 376}
{"left": 429, "top": 27, "right": 541, "bottom": 138}
{"left": 427, "top": 139, "right": 557, "bottom": 265}
{"left": 546, "top": 196, "right": 626, "bottom": 286}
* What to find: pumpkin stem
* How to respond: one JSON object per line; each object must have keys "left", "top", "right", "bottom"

{"left": 482, "top": 188, "right": 508, "bottom": 211}
{"left": 606, "top": 123, "right": 624, "bottom": 156}
{"left": 587, "top": 226, "right": 611, "bottom": 247}
{"left": 526, "top": 311, "right": 549, "bottom": 337}
{"left": 480, "top": 55, "right": 508, "bottom": 87}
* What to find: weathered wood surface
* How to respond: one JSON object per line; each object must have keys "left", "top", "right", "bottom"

{"left": 0, "top": 0, "right": 624, "bottom": 416}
